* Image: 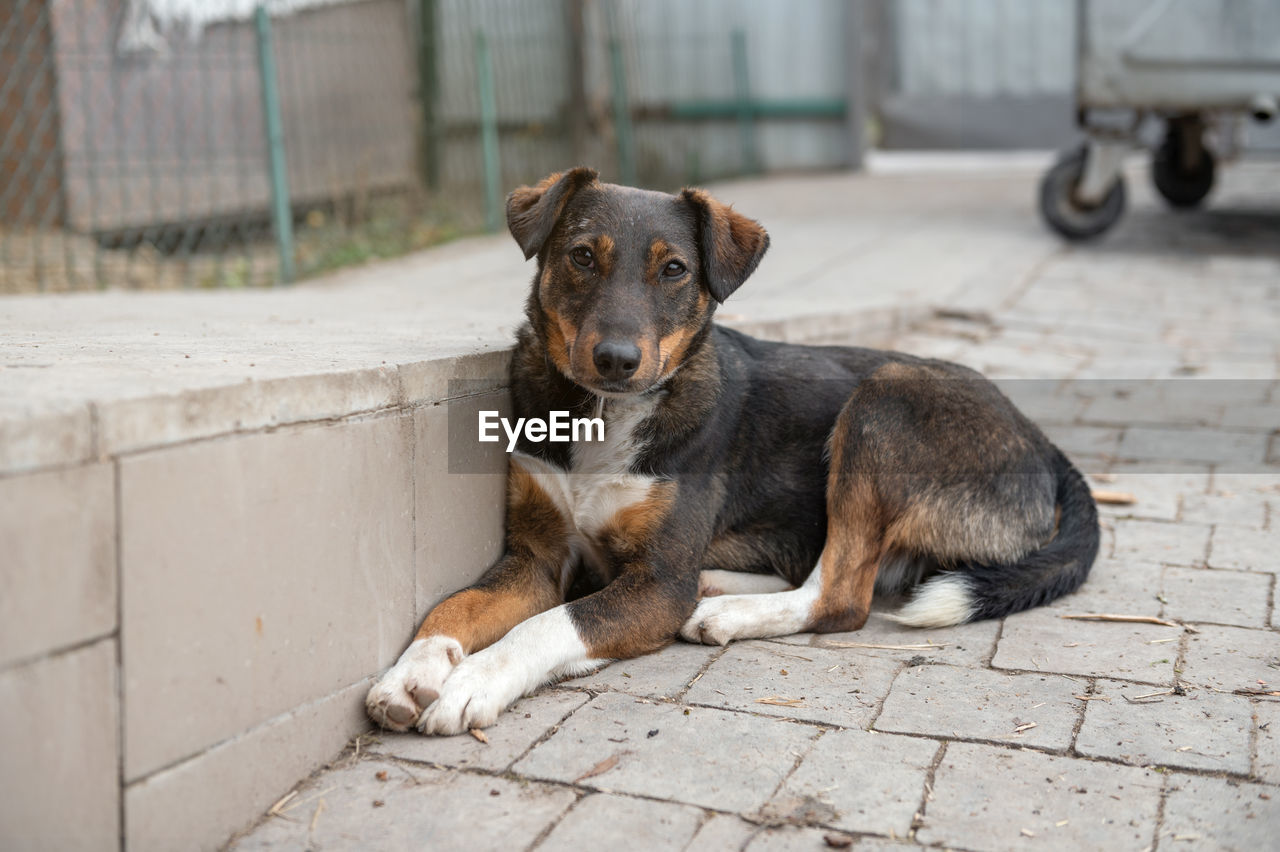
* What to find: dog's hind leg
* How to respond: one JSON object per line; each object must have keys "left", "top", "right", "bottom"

{"left": 681, "top": 398, "right": 887, "bottom": 645}
{"left": 680, "top": 513, "right": 883, "bottom": 644}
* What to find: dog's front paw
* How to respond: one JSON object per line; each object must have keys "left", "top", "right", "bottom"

{"left": 683, "top": 594, "right": 793, "bottom": 646}
{"left": 366, "top": 636, "right": 463, "bottom": 731}
{"left": 680, "top": 596, "right": 741, "bottom": 646}
{"left": 416, "top": 652, "right": 522, "bottom": 735}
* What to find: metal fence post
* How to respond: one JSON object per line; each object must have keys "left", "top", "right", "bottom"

{"left": 416, "top": 0, "right": 441, "bottom": 190}
{"left": 254, "top": 5, "right": 295, "bottom": 284}
{"left": 844, "top": 0, "right": 868, "bottom": 170}
{"left": 474, "top": 30, "right": 502, "bottom": 233}
{"left": 731, "top": 29, "right": 759, "bottom": 175}
{"left": 604, "top": 1, "right": 636, "bottom": 186}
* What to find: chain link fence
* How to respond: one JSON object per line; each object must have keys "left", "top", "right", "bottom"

{"left": 1, "top": 0, "right": 856, "bottom": 293}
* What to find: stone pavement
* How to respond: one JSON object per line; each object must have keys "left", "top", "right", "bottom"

{"left": 227, "top": 162, "right": 1279, "bottom": 851}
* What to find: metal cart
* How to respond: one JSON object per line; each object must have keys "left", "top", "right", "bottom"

{"left": 1039, "top": 0, "right": 1280, "bottom": 240}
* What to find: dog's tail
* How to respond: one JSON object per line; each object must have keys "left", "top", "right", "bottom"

{"left": 891, "top": 449, "right": 1100, "bottom": 627}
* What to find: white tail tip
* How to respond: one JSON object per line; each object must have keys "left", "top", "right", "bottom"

{"left": 888, "top": 574, "right": 976, "bottom": 628}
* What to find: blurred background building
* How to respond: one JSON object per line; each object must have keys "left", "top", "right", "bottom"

{"left": 1, "top": 0, "right": 1277, "bottom": 291}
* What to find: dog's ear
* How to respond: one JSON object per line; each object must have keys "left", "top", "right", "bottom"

{"left": 681, "top": 188, "right": 770, "bottom": 304}
{"left": 506, "top": 167, "right": 598, "bottom": 260}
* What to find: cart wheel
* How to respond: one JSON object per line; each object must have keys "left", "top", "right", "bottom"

{"left": 1038, "top": 147, "right": 1126, "bottom": 240}
{"left": 1152, "top": 127, "right": 1215, "bottom": 208}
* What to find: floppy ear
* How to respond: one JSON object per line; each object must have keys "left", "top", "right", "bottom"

{"left": 680, "top": 188, "right": 770, "bottom": 304}
{"left": 506, "top": 167, "right": 599, "bottom": 260}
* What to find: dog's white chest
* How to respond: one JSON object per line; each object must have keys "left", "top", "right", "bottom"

{"left": 511, "top": 397, "right": 658, "bottom": 541}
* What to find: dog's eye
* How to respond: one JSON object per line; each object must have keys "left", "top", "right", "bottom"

{"left": 662, "top": 260, "right": 687, "bottom": 278}
{"left": 569, "top": 247, "right": 594, "bottom": 269}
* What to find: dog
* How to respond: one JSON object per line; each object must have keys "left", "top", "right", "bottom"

{"left": 366, "top": 167, "right": 1099, "bottom": 735}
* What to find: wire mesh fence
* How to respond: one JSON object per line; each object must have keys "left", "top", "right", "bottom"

{"left": 1, "top": 0, "right": 856, "bottom": 293}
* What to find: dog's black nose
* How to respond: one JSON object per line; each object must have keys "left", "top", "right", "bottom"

{"left": 592, "top": 340, "right": 642, "bottom": 381}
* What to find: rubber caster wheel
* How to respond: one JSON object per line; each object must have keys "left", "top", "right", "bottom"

{"left": 1152, "top": 126, "right": 1215, "bottom": 208}
{"left": 1038, "top": 147, "right": 1126, "bottom": 240}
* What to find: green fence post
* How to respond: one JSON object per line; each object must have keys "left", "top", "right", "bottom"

{"left": 731, "top": 29, "right": 759, "bottom": 175}
{"left": 254, "top": 5, "right": 295, "bottom": 285}
{"left": 475, "top": 30, "right": 502, "bottom": 232}
{"left": 417, "top": 0, "right": 441, "bottom": 190}
{"left": 604, "top": 1, "right": 636, "bottom": 185}
{"left": 608, "top": 38, "right": 636, "bottom": 185}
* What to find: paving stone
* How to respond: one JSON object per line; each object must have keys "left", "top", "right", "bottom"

{"left": 810, "top": 612, "right": 1000, "bottom": 667}
{"left": 1087, "top": 472, "right": 1181, "bottom": 522}
{"left": 537, "top": 794, "right": 703, "bottom": 852}
{"left": 1160, "top": 774, "right": 1280, "bottom": 850}
{"left": 1207, "top": 526, "right": 1280, "bottom": 573}
{"left": 1046, "top": 558, "right": 1164, "bottom": 617}
{"left": 1256, "top": 700, "right": 1280, "bottom": 784}
{"left": 745, "top": 826, "right": 911, "bottom": 851}
{"left": 875, "top": 665, "right": 1082, "bottom": 749}
{"left": 1160, "top": 566, "right": 1271, "bottom": 628}
{"left": 1118, "top": 427, "right": 1268, "bottom": 469}
{"left": 513, "top": 692, "right": 819, "bottom": 813}
{"left": 1080, "top": 385, "right": 1224, "bottom": 429}
{"left": 769, "top": 728, "right": 937, "bottom": 837}
{"left": 1212, "top": 472, "right": 1280, "bottom": 497}
{"left": 684, "top": 814, "right": 761, "bottom": 851}
{"left": 230, "top": 759, "right": 576, "bottom": 852}
{"left": 367, "top": 690, "right": 588, "bottom": 771}
{"left": 1076, "top": 680, "right": 1253, "bottom": 774}
{"left": 917, "top": 742, "right": 1161, "bottom": 850}
{"left": 684, "top": 641, "right": 899, "bottom": 729}
{"left": 958, "top": 342, "right": 1087, "bottom": 379}
{"left": 1039, "top": 424, "right": 1122, "bottom": 461}
{"left": 993, "top": 608, "right": 1181, "bottom": 684}
{"left": 997, "top": 381, "right": 1087, "bottom": 425}
{"left": 559, "top": 641, "right": 722, "bottom": 700}
{"left": 1220, "top": 399, "right": 1280, "bottom": 430}
{"left": 1180, "top": 492, "right": 1268, "bottom": 529}
{"left": 1180, "top": 625, "right": 1280, "bottom": 692}
{"left": 1102, "top": 465, "right": 1211, "bottom": 502}
{"left": 1111, "top": 519, "right": 1210, "bottom": 566}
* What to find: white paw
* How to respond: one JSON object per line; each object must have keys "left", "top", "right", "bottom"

{"left": 365, "top": 636, "right": 463, "bottom": 731}
{"left": 416, "top": 651, "right": 523, "bottom": 736}
{"left": 680, "top": 592, "right": 810, "bottom": 645}
{"left": 680, "top": 596, "right": 748, "bottom": 646}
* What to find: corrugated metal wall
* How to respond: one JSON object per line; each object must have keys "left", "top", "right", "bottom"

{"left": 876, "top": 0, "right": 1078, "bottom": 149}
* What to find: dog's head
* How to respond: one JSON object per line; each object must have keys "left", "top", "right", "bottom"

{"left": 507, "top": 167, "right": 769, "bottom": 395}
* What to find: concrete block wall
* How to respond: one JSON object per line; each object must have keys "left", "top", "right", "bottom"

{"left": 0, "top": 349, "right": 513, "bottom": 852}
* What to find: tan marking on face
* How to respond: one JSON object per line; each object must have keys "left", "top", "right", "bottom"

{"left": 542, "top": 305, "right": 576, "bottom": 377}
{"left": 570, "top": 323, "right": 604, "bottom": 383}
{"left": 594, "top": 234, "right": 616, "bottom": 278}
{"left": 648, "top": 238, "right": 691, "bottom": 286}
{"left": 647, "top": 238, "right": 672, "bottom": 269}
{"left": 657, "top": 290, "right": 710, "bottom": 375}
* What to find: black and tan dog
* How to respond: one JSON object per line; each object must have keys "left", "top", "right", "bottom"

{"left": 367, "top": 167, "right": 1099, "bottom": 735}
